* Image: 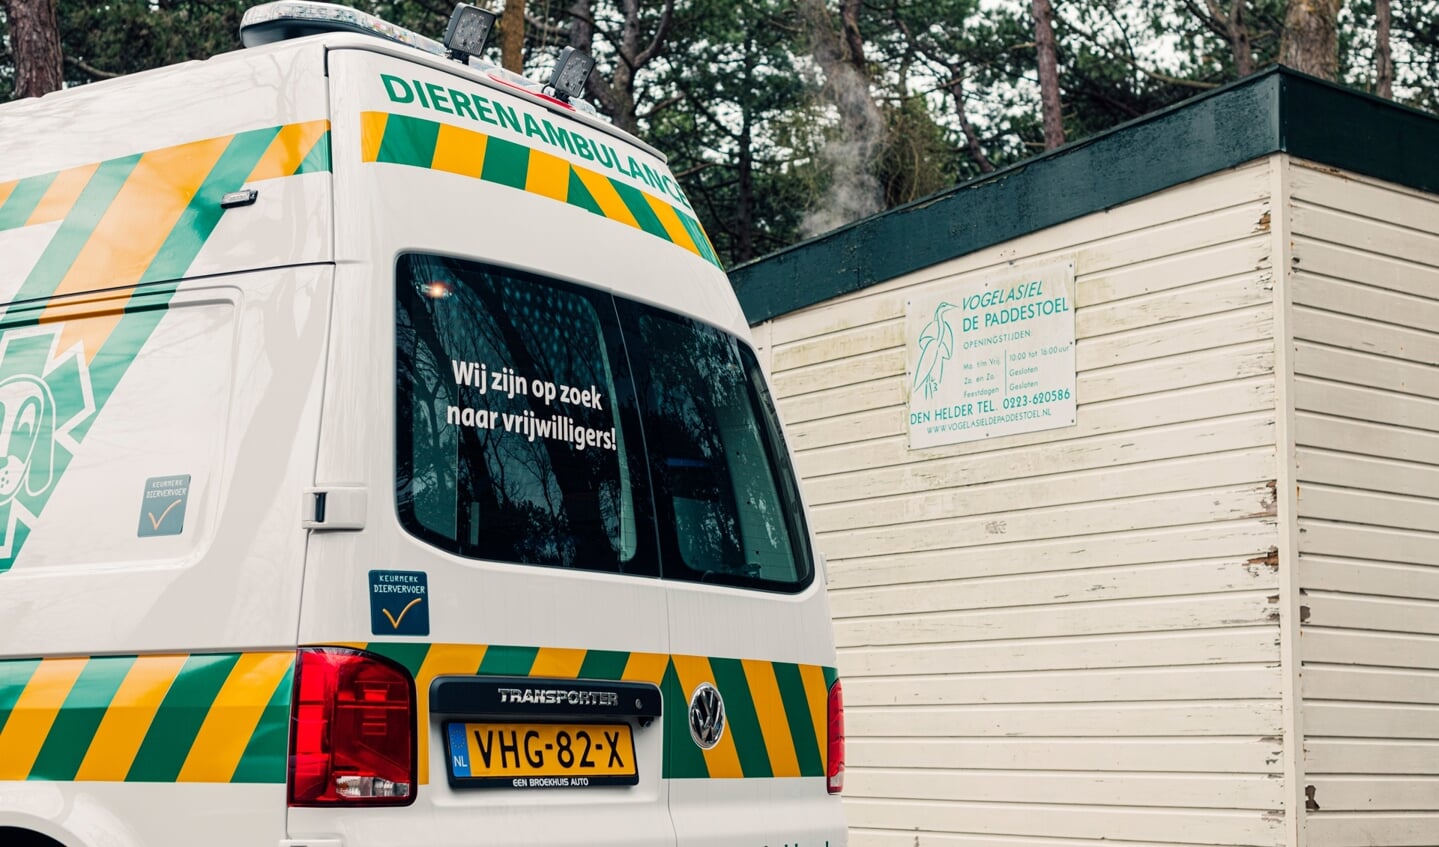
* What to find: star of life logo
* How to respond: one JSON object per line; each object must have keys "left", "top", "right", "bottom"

{"left": 0, "top": 325, "right": 95, "bottom": 568}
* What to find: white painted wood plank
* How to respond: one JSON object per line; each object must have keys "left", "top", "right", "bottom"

{"left": 809, "top": 414, "right": 1274, "bottom": 507}
{"left": 1299, "top": 485, "right": 1439, "bottom": 534}
{"left": 1069, "top": 202, "right": 1273, "bottom": 294}
{"left": 1291, "top": 308, "right": 1439, "bottom": 369}
{"left": 827, "top": 520, "right": 1277, "bottom": 590}
{"left": 776, "top": 377, "right": 904, "bottom": 424}
{"left": 1302, "top": 629, "right": 1439, "bottom": 671}
{"left": 846, "top": 701, "right": 1282, "bottom": 738}
{"left": 796, "top": 378, "right": 1276, "bottom": 477}
{"left": 788, "top": 407, "right": 902, "bottom": 456}
{"left": 1300, "top": 556, "right": 1439, "bottom": 602}
{"left": 1298, "top": 522, "right": 1439, "bottom": 567}
{"left": 773, "top": 319, "right": 903, "bottom": 371}
{"left": 847, "top": 829, "right": 1238, "bottom": 847}
{"left": 822, "top": 484, "right": 1275, "bottom": 561}
{"left": 851, "top": 736, "right": 1282, "bottom": 774}
{"left": 1077, "top": 234, "right": 1271, "bottom": 309}
{"left": 811, "top": 448, "right": 1274, "bottom": 532}
{"left": 1308, "top": 778, "right": 1439, "bottom": 812}
{"left": 1295, "top": 342, "right": 1439, "bottom": 400}
{"left": 840, "top": 627, "right": 1279, "bottom": 677}
{"left": 1293, "top": 273, "right": 1439, "bottom": 337}
{"left": 842, "top": 797, "right": 1284, "bottom": 845}
{"left": 1291, "top": 165, "right": 1439, "bottom": 238}
{"left": 1304, "top": 702, "right": 1439, "bottom": 738}
{"left": 848, "top": 768, "right": 1284, "bottom": 809}
{"left": 1297, "top": 450, "right": 1439, "bottom": 498}
{"left": 1291, "top": 202, "right": 1439, "bottom": 269}
{"left": 1296, "top": 413, "right": 1439, "bottom": 467}
{"left": 830, "top": 559, "right": 1278, "bottom": 619}
{"left": 835, "top": 593, "right": 1277, "bottom": 648}
{"left": 1077, "top": 273, "right": 1271, "bottom": 338}
{"left": 1293, "top": 378, "right": 1439, "bottom": 434}
{"left": 1306, "top": 813, "right": 1439, "bottom": 847}
{"left": 1078, "top": 305, "right": 1272, "bottom": 372}
{"left": 1303, "top": 665, "right": 1439, "bottom": 706}
{"left": 1292, "top": 237, "right": 1439, "bottom": 301}
{"left": 1079, "top": 342, "right": 1274, "bottom": 405}
{"left": 1303, "top": 593, "right": 1439, "bottom": 637}
{"left": 843, "top": 664, "right": 1281, "bottom": 706}
{"left": 1307, "top": 739, "right": 1439, "bottom": 775}
{"left": 854, "top": 559, "right": 1261, "bottom": 617}
{"left": 772, "top": 347, "right": 903, "bottom": 397}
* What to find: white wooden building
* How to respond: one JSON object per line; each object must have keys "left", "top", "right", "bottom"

{"left": 730, "top": 68, "right": 1439, "bottom": 847}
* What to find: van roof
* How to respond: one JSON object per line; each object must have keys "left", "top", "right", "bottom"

{"left": 0, "top": 31, "right": 661, "bottom": 180}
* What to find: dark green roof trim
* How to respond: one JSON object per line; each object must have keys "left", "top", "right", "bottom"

{"left": 731, "top": 67, "right": 1439, "bottom": 324}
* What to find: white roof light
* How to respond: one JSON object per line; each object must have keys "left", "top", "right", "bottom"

{"left": 240, "top": 1, "right": 445, "bottom": 55}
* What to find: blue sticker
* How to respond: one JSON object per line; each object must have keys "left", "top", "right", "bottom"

{"left": 369, "top": 570, "right": 429, "bottom": 636}
{"left": 448, "top": 723, "right": 472, "bottom": 777}
{"left": 138, "top": 475, "right": 191, "bottom": 537}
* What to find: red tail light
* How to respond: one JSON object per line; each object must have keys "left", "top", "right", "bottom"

{"left": 288, "top": 647, "right": 417, "bottom": 806}
{"left": 826, "top": 679, "right": 844, "bottom": 794}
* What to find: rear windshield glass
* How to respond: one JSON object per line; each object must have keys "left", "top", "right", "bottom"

{"left": 395, "top": 254, "right": 811, "bottom": 591}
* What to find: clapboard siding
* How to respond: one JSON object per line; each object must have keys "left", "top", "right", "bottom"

{"left": 1290, "top": 164, "right": 1439, "bottom": 843}
{"left": 756, "top": 160, "right": 1284, "bottom": 847}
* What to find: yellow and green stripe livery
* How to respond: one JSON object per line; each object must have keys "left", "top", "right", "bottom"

{"left": 0, "top": 652, "right": 294, "bottom": 783}
{"left": 360, "top": 111, "right": 722, "bottom": 268}
{"left": 361, "top": 642, "right": 837, "bottom": 784}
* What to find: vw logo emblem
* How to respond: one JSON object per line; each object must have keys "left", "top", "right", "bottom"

{"left": 688, "top": 682, "right": 726, "bottom": 750}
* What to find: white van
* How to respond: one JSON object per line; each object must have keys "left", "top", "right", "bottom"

{"left": 0, "top": 4, "right": 843, "bottom": 846}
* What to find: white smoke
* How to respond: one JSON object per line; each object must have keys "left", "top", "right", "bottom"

{"left": 798, "top": 26, "right": 885, "bottom": 238}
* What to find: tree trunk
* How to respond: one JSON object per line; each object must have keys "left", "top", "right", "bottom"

{"left": 4, "top": 0, "right": 64, "bottom": 99}
{"left": 1031, "top": 0, "right": 1065, "bottom": 149}
{"left": 1281, "top": 0, "right": 1344, "bottom": 80}
{"left": 950, "top": 76, "right": 994, "bottom": 174}
{"left": 1375, "top": 0, "right": 1393, "bottom": 98}
{"left": 500, "top": 0, "right": 526, "bottom": 73}
{"left": 1223, "top": 1, "right": 1254, "bottom": 76}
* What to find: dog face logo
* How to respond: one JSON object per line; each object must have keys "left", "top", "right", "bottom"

{"left": 0, "top": 375, "right": 56, "bottom": 502}
{"left": 0, "top": 326, "right": 94, "bottom": 570}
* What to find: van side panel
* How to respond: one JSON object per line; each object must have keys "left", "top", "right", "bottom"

{"left": 0, "top": 43, "right": 340, "bottom": 845}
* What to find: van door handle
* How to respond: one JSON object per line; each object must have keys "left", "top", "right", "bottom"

{"left": 303, "top": 486, "right": 367, "bottom": 530}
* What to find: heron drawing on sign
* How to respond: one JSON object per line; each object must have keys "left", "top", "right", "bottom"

{"left": 913, "top": 301, "right": 958, "bottom": 400}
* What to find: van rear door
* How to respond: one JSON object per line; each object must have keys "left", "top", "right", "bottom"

{"left": 299, "top": 45, "right": 679, "bottom": 847}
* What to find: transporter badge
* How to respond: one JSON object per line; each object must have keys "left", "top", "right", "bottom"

{"left": 687, "top": 682, "right": 726, "bottom": 750}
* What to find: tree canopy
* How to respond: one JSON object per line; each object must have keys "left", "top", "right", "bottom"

{"left": 3, "top": 0, "right": 1434, "bottom": 266}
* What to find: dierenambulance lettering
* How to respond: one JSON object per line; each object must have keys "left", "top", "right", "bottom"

{"left": 380, "top": 74, "right": 693, "bottom": 211}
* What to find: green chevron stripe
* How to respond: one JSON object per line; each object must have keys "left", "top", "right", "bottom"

{"left": 29, "top": 656, "right": 136, "bottom": 780}
{"left": 0, "top": 173, "right": 58, "bottom": 231}
{"left": 577, "top": 649, "right": 631, "bottom": 681}
{"left": 126, "top": 653, "right": 241, "bottom": 782}
{"left": 773, "top": 662, "right": 823, "bottom": 777}
{"left": 230, "top": 662, "right": 295, "bottom": 783}
{"left": 709, "top": 657, "right": 771, "bottom": 778}
{"left": 0, "top": 658, "right": 43, "bottom": 734}
{"left": 478, "top": 644, "right": 539, "bottom": 676}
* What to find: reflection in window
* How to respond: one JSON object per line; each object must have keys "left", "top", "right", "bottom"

{"left": 395, "top": 253, "right": 810, "bottom": 591}
{"left": 396, "top": 255, "right": 642, "bottom": 572}
{"left": 623, "top": 308, "right": 811, "bottom": 589}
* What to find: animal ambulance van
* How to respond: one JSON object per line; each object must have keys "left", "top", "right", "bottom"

{"left": 0, "top": 3, "right": 843, "bottom": 846}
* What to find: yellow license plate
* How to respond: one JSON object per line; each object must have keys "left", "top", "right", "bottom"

{"left": 446, "top": 722, "right": 638, "bottom": 788}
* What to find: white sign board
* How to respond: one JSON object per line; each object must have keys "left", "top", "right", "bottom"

{"left": 906, "top": 261, "right": 1076, "bottom": 448}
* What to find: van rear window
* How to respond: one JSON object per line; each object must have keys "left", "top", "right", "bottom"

{"left": 395, "top": 254, "right": 812, "bottom": 591}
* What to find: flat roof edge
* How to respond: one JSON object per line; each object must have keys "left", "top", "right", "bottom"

{"left": 734, "top": 68, "right": 1438, "bottom": 324}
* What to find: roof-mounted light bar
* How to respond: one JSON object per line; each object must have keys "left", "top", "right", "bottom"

{"left": 240, "top": 1, "right": 446, "bottom": 55}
